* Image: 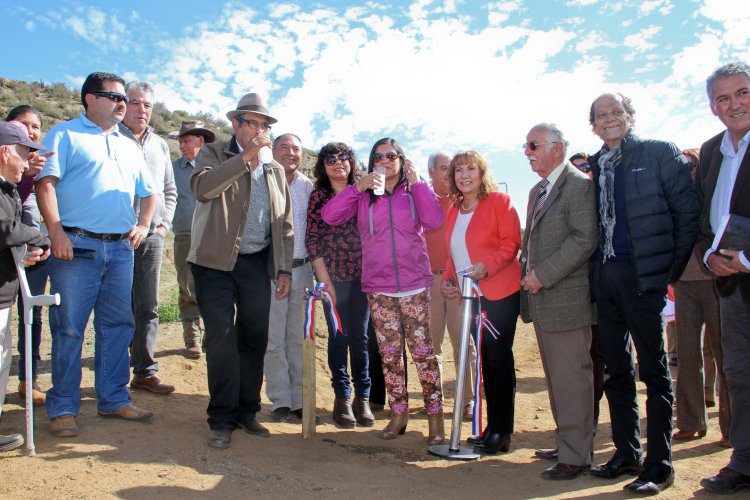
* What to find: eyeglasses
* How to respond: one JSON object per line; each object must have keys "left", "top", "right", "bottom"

{"left": 235, "top": 116, "right": 272, "bottom": 131}
{"left": 522, "top": 141, "right": 558, "bottom": 151}
{"left": 90, "top": 91, "right": 129, "bottom": 103}
{"left": 324, "top": 153, "right": 350, "bottom": 165}
{"left": 372, "top": 151, "right": 400, "bottom": 163}
{"left": 575, "top": 163, "right": 591, "bottom": 174}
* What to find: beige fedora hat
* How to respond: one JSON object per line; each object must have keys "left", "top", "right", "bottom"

{"left": 225, "top": 92, "right": 278, "bottom": 124}
{"left": 176, "top": 120, "right": 216, "bottom": 143}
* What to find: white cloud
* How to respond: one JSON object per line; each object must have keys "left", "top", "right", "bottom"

{"left": 565, "top": 0, "right": 598, "bottom": 6}
{"left": 24, "top": 20, "right": 34, "bottom": 31}
{"left": 623, "top": 25, "right": 660, "bottom": 52}
{"left": 639, "top": 0, "right": 673, "bottom": 16}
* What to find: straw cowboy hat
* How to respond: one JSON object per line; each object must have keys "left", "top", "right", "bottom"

{"left": 225, "top": 92, "right": 277, "bottom": 124}
{"left": 176, "top": 120, "right": 216, "bottom": 143}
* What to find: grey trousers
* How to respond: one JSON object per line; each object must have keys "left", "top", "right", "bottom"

{"left": 720, "top": 287, "right": 750, "bottom": 475}
{"left": 534, "top": 323, "right": 594, "bottom": 466}
{"left": 131, "top": 232, "right": 164, "bottom": 377}
{"left": 674, "top": 279, "right": 730, "bottom": 436}
{"left": 174, "top": 234, "right": 202, "bottom": 346}
{"left": 263, "top": 264, "right": 313, "bottom": 411}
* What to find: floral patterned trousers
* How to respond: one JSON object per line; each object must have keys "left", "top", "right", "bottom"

{"left": 367, "top": 290, "right": 443, "bottom": 415}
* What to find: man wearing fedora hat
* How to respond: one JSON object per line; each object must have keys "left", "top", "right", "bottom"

{"left": 172, "top": 120, "right": 215, "bottom": 359}
{"left": 189, "top": 92, "right": 293, "bottom": 449}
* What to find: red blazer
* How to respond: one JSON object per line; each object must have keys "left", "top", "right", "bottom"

{"left": 443, "top": 191, "right": 521, "bottom": 300}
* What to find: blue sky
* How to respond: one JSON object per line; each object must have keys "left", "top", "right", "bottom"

{"left": 2, "top": 0, "right": 750, "bottom": 219}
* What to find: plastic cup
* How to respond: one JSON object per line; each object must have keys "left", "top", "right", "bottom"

{"left": 373, "top": 167, "right": 386, "bottom": 195}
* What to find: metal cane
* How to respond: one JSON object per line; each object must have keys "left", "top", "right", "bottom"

{"left": 12, "top": 246, "right": 60, "bottom": 456}
{"left": 428, "top": 274, "right": 480, "bottom": 459}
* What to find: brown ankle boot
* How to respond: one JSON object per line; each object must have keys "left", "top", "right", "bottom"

{"left": 427, "top": 412, "right": 445, "bottom": 445}
{"left": 352, "top": 397, "right": 375, "bottom": 427}
{"left": 18, "top": 380, "right": 45, "bottom": 406}
{"left": 333, "top": 398, "right": 356, "bottom": 428}
{"left": 381, "top": 412, "right": 408, "bottom": 440}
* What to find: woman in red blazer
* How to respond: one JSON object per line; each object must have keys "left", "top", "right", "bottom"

{"left": 441, "top": 150, "right": 521, "bottom": 454}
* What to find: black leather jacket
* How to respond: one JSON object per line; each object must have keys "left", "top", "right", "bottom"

{"left": 590, "top": 133, "right": 700, "bottom": 293}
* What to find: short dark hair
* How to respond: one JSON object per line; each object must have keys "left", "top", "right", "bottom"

{"left": 313, "top": 142, "right": 357, "bottom": 191}
{"left": 589, "top": 92, "right": 636, "bottom": 127}
{"left": 273, "top": 133, "right": 302, "bottom": 149}
{"left": 5, "top": 104, "right": 41, "bottom": 123}
{"left": 568, "top": 152, "right": 588, "bottom": 164}
{"left": 80, "top": 71, "right": 125, "bottom": 110}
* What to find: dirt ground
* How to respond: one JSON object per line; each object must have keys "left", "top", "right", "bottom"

{"left": 0, "top": 242, "right": 736, "bottom": 499}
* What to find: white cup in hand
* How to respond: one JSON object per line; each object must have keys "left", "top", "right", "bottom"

{"left": 373, "top": 167, "right": 386, "bottom": 195}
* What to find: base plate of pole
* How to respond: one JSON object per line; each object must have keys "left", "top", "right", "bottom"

{"left": 428, "top": 444, "right": 480, "bottom": 460}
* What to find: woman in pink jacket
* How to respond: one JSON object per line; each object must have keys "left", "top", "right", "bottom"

{"left": 322, "top": 137, "right": 445, "bottom": 445}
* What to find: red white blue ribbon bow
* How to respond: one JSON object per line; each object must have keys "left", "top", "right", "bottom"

{"left": 303, "top": 282, "right": 343, "bottom": 341}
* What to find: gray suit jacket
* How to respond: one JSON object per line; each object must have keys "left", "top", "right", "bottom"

{"left": 520, "top": 163, "right": 598, "bottom": 331}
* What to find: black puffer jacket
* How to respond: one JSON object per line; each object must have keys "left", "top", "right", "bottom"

{"left": 0, "top": 178, "right": 50, "bottom": 308}
{"left": 590, "top": 133, "right": 700, "bottom": 293}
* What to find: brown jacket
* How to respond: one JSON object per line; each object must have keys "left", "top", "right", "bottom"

{"left": 188, "top": 137, "right": 293, "bottom": 276}
{"left": 520, "top": 163, "right": 598, "bottom": 330}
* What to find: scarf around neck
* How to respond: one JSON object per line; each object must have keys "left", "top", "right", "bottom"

{"left": 598, "top": 144, "right": 622, "bottom": 262}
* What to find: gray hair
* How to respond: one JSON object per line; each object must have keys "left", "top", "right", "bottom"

{"left": 706, "top": 61, "right": 750, "bottom": 100}
{"left": 534, "top": 123, "right": 569, "bottom": 157}
{"left": 427, "top": 151, "right": 452, "bottom": 172}
{"left": 125, "top": 81, "right": 154, "bottom": 99}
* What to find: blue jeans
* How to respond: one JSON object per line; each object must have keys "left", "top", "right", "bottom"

{"left": 17, "top": 259, "right": 49, "bottom": 381}
{"left": 131, "top": 232, "right": 164, "bottom": 377}
{"left": 45, "top": 233, "right": 135, "bottom": 418}
{"left": 328, "top": 280, "right": 370, "bottom": 399}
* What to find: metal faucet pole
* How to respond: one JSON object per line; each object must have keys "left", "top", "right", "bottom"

{"left": 428, "top": 274, "right": 479, "bottom": 459}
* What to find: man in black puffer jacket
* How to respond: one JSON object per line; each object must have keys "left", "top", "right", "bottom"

{"left": 585, "top": 94, "right": 700, "bottom": 495}
{"left": 0, "top": 121, "right": 50, "bottom": 454}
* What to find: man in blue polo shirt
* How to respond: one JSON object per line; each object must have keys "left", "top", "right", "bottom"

{"left": 36, "top": 71, "right": 157, "bottom": 438}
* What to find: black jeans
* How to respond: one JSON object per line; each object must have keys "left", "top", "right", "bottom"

{"left": 192, "top": 249, "right": 271, "bottom": 431}
{"left": 594, "top": 260, "right": 673, "bottom": 472}
{"left": 473, "top": 292, "right": 520, "bottom": 435}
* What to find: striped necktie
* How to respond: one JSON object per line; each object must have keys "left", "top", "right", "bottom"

{"left": 533, "top": 179, "right": 550, "bottom": 221}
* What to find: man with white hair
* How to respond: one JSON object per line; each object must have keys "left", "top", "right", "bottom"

{"left": 120, "top": 81, "right": 177, "bottom": 395}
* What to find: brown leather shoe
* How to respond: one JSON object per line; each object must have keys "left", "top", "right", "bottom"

{"left": 49, "top": 415, "right": 79, "bottom": 437}
{"left": 353, "top": 397, "right": 375, "bottom": 427}
{"left": 184, "top": 344, "right": 202, "bottom": 359}
{"left": 427, "top": 412, "right": 445, "bottom": 445}
{"left": 672, "top": 429, "right": 707, "bottom": 441}
{"left": 535, "top": 448, "right": 559, "bottom": 461}
{"left": 542, "top": 463, "right": 588, "bottom": 480}
{"left": 130, "top": 375, "right": 175, "bottom": 395}
{"left": 98, "top": 404, "right": 154, "bottom": 423}
{"left": 333, "top": 398, "right": 356, "bottom": 428}
{"left": 19, "top": 380, "right": 46, "bottom": 406}
{"left": 381, "top": 412, "right": 408, "bottom": 440}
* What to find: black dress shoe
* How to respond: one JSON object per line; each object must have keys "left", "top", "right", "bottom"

{"left": 588, "top": 456, "right": 643, "bottom": 479}
{"left": 466, "top": 426, "right": 489, "bottom": 446}
{"left": 473, "top": 433, "right": 510, "bottom": 454}
{"left": 542, "top": 463, "right": 587, "bottom": 480}
{"left": 272, "top": 407, "right": 291, "bottom": 423}
{"left": 701, "top": 467, "right": 750, "bottom": 494}
{"left": 207, "top": 429, "right": 232, "bottom": 449}
{"left": 623, "top": 467, "right": 674, "bottom": 495}
{"left": 535, "top": 448, "right": 559, "bottom": 461}
{"left": 291, "top": 408, "right": 303, "bottom": 419}
{"left": 0, "top": 433, "right": 24, "bottom": 452}
{"left": 236, "top": 416, "right": 270, "bottom": 437}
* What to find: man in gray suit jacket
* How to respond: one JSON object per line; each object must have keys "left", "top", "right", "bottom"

{"left": 520, "top": 123, "right": 598, "bottom": 480}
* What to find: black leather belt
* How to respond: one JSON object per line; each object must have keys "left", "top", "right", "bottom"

{"left": 63, "top": 226, "right": 129, "bottom": 241}
{"left": 292, "top": 257, "right": 310, "bottom": 268}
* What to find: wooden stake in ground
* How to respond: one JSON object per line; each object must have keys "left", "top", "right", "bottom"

{"left": 302, "top": 301, "right": 316, "bottom": 438}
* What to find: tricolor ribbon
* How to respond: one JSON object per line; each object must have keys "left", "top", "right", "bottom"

{"left": 303, "top": 282, "right": 344, "bottom": 341}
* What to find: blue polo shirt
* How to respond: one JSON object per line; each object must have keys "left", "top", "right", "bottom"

{"left": 39, "top": 113, "right": 154, "bottom": 233}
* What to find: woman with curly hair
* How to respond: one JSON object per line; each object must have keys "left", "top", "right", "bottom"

{"left": 322, "top": 137, "right": 445, "bottom": 444}
{"left": 305, "top": 142, "right": 373, "bottom": 428}
{"left": 441, "top": 150, "right": 521, "bottom": 454}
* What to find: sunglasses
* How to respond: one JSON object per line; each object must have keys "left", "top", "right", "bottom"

{"left": 522, "top": 141, "right": 558, "bottom": 151}
{"left": 235, "top": 116, "right": 272, "bottom": 131}
{"left": 575, "top": 163, "right": 591, "bottom": 174}
{"left": 372, "top": 151, "right": 400, "bottom": 163}
{"left": 324, "top": 153, "right": 350, "bottom": 165}
{"left": 90, "top": 91, "right": 129, "bottom": 103}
